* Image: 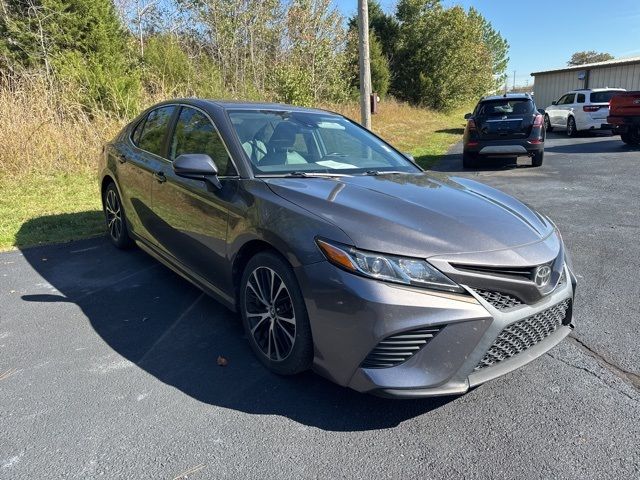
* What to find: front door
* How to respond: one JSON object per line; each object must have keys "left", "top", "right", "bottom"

{"left": 150, "top": 106, "right": 238, "bottom": 295}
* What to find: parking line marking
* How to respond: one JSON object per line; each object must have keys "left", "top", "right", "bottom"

{"left": 136, "top": 293, "right": 205, "bottom": 366}
{"left": 172, "top": 463, "right": 206, "bottom": 480}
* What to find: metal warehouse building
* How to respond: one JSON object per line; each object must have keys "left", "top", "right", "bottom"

{"left": 531, "top": 56, "right": 640, "bottom": 108}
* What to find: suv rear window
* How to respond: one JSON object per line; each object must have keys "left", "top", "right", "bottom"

{"left": 476, "top": 99, "right": 534, "bottom": 116}
{"left": 590, "top": 91, "right": 623, "bottom": 103}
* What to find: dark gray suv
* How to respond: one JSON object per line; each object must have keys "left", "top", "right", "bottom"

{"left": 463, "top": 94, "right": 545, "bottom": 168}
{"left": 100, "top": 99, "right": 576, "bottom": 398}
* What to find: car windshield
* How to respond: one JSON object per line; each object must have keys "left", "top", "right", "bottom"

{"left": 476, "top": 99, "right": 534, "bottom": 116}
{"left": 227, "top": 109, "right": 420, "bottom": 176}
{"left": 590, "top": 90, "right": 624, "bottom": 103}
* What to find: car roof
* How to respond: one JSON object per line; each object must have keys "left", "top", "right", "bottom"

{"left": 206, "top": 99, "right": 338, "bottom": 115}
{"left": 567, "top": 88, "right": 626, "bottom": 93}
{"left": 480, "top": 93, "right": 532, "bottom": 102}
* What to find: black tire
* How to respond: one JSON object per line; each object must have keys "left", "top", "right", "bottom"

{"left": 544, "top": 114, "right": 553, "bottom": 132}
{"left": 566, "top": 116, "right": 577, "bottom": 137}
{"left": 103, "top": 182, "right": 133, "bottom": 249}
{"left": 239, "top": 251, "right": 313, "bottom": 375}
{"left": 462, "top": 151, "right": 478, "bottom": 169}
{"left": 620, "top": 128, "right": 640, "bottom": 146}
{"left": 532, "top": 150, "right": 544, "bottom": 167}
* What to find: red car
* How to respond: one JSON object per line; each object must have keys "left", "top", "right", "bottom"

{"left": 607, "top": 91, "right": 640, "bottom": 145}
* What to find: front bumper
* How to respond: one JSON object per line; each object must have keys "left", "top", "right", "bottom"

{"left": 295, "top": 261, "right": 575, "bottom": 398}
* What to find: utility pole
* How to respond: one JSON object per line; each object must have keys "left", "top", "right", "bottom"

{"left": 358, "top": 0, "right": 371, "bottom": 129}
{"left": 512, "top": 70, "right": 516, "bottom": 91}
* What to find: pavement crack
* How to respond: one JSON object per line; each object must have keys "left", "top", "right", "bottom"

{"left": 568, "top": 335, "right": 640, "bottom": 390}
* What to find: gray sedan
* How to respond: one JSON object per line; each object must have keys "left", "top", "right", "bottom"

{"left": 99, "top": 99, "right": 576, "bottom": 398}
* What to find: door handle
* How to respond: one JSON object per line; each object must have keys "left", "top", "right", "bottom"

{"left": 153, "top": 171, "right": 166, "bottom": 183}
{"left": 117, "top": 154, "right": 127, "bottom": 164}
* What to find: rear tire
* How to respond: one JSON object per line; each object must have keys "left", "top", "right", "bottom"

{"left": 566, "top": 117, "right": 577, "bottom": 137}
{"left": 532, "top": 150, "right": 544, "bottom": 167}
{"left": 620, "top": 128, "right": 640, "bottom": 146}
{"left": 544, "top": 114, "right": 553, "bottom": 132}
{"left": 239, "top": 251, "right": 313, "bottom": 376}
{"left": 103, "top": 183, "right": 133, "bottom": 249}
{"left": 462, "top": 151, "right": 478, "bottom": 169}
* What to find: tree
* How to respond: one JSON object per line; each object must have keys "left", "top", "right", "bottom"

{"left": 568, "top": 51, "right": 614, "bottom": 66}
{"left": 0, "top": 0, "right": 140, "bottom": 114}
{"left": 393, "top": 0, "right": 494, "bottom": 110}
{"left": 469, "top": 7, "right": 508, "bottom": 91}
{"left": 347, "top": 17, "right": 391, "bottom": 97}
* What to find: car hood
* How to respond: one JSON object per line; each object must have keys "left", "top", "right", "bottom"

{"left": 263, "top": 172, "right": 555, "bottom": 259}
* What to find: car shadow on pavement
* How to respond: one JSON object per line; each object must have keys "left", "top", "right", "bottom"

{"left": 430, "top": 154, "right": 532, "bottom": 173}
{"left": 16, "top": 217, "right": 458, "bottom": 432}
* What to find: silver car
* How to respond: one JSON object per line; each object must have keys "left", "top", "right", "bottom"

{"left": 100, "top": 100, "right": 577, "bottom": 398}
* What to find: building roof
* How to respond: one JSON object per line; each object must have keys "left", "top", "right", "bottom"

{"left": 531, "top": 56, "right": 640, "bottom": 76}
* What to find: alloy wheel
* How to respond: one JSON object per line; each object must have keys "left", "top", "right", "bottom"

{"left": 544, "top": 115, "right": 550, "bottom": 131}
{"left": 567, "top": 117, "right": 575, "bottom": 136}
{"left": 105, "top": 189, "right": 123, "bottom": 242}
{"left": 244, "top": 266, "right": 296, "bottom": 361}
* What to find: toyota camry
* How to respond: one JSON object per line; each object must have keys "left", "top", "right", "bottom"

{"left": 99, "top": 99, "right": 577, "bottom": 398}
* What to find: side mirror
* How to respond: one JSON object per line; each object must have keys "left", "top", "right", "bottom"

{"left": 551, "top": 101, "right": 558, "bottom": 106}
{"left": 464, "top": 113, "right": 472, "bottom": 120}
{"left": 403, "top": 152, "right": 415, "bottom": 161}
{"left": 537, "top": 108, "right": 545, "bottom": 114}
{"left": 173, "top": 153, "right": 221, "bottom": 189}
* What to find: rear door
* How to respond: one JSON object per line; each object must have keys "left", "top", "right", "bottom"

{"left": 115, "top": 105, "right": 175, "bottom": 243}
{"left": 150, "top": 105, "right": 238, "bottom": 295}
{"left": 474, "top": 99, "right": 534, "bottom": 140}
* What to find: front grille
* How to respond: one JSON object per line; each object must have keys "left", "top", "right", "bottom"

{"left": 474, "top": 298, "right": 571, "bottom": 371}
{"left": 474, "top": 289, "right": 523, "bottom": 310}
{"left": 361, "top": 326, "right": 442, "bottom": 369}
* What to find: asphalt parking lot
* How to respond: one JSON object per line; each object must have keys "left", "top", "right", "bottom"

{"left": 1, "top": 132, "right": 639, "bottom": 479}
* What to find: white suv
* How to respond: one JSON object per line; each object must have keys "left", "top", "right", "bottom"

{"left": 543, "top": 88, "right": 626, "bottom": 136}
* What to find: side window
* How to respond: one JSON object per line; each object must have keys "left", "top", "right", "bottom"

{"left": 577, "top": 93, "right": 586, "bottom": 103}
{"left": 138, "top": 106, "right": 175, "bottom": 156}
{"left": 555, "top": 95, "right": 566, "bottom": 105}
{"left": 562, "top": 94, "right": 575, "bottom": 105}
{"left": 131, "top": 118, "right": 146, "bottom": 146}
{"left": 170, "top": 107, "right": 235, "bottom": 176}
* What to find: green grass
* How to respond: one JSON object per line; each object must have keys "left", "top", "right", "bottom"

{"left": 0, "top": 172, "right": 104, "bottom": 250}
{"left": 0, "top": 102, "right": 467, "bottom": 251}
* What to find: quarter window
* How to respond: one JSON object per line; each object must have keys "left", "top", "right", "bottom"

{"left": 577, "top": 93, "right": 586, "bottom": 103}
{"left": 170, "top": 107, "right": 235, "bottom": 176}
{"left": 138, "top": 106, "right": 175, "bottom": 156}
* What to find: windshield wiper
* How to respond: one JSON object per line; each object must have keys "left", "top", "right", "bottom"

{"left": 362, "top": 170, "right": 406, "bottom": 176}
{"left": 256, "top": 171, "right": 348, "bottom": 178}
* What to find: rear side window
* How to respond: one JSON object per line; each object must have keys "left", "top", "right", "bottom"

{"left": 170, "top": 107, "right": 235, "bottom": 176}
{"left": 590, "top": 91, "right": 623, "bottom": 103}
{"left": 138, "top": 106, "right": 175, "bottom": 157}
{"left": 577, "top": 93, "right": 586, "bottom": 103}
{"left": 476, "top": 99, "right": 534, "bottom": 116}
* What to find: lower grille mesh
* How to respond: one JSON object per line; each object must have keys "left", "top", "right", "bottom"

{"left": 361, "top": 327, "right": 442, "bottom": 369}
{"left": 475, "top": 298, "right": 571, "bottom": 371}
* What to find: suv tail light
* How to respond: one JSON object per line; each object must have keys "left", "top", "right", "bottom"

{"left": 467, "top": 118, "right": 477, "bottom": 131}
{"left": 533, "top": 114, "right": 543, "bottom": 126}
{"left": 583, "top": 105, "right": 601, "bottom": 112}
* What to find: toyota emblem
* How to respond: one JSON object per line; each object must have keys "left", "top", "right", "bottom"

{"left": 534, "top": 265, "right": 552, "bottom": 288}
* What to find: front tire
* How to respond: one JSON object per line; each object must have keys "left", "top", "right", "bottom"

{"left": 544, "top": 114, "right": 553, "bottom": 132}
{"left": 567, "top": 116, "right": 577, "bottom": 137}
{"left": 532, "top": 150, "right": 544, "bottom": 167}
{"left": 240, "top": 252, "right": 313, "bottom": 375}
{"left": 103, "top": 183, "right": 133, "bottom": 249}
{"left": 620, "top": 127, "right": 640, "bottom": 146}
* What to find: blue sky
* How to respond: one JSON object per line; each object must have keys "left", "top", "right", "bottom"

{"left": 333, "top": 0, "right": 640, "bottom": 86}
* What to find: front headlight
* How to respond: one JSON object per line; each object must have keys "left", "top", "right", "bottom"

{"left": 316, "top": 239, "right": 464, "bottom": 293}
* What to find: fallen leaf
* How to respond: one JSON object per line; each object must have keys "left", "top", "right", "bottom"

{"left": 216, "top": 356, "right": 228, "bottom": 367}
